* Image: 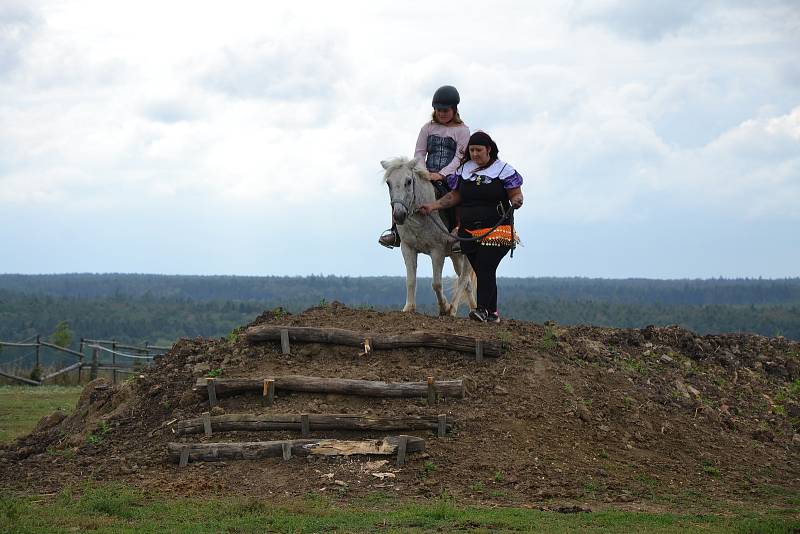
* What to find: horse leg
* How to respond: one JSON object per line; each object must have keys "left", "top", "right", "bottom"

{"left": 430, "top": 250, "right": 449, "bottom": 316}
{"left": 467, "top": 265, "right": 478, "bottom": 310}
{"left": 448, "top": 255, "right": 468, "bottom": 316}
{"left": 400, "top": 243, "right": 418, "bottom": 312}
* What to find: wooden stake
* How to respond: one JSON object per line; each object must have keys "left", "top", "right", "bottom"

{"left": 280, "top": 329, "right": 290, "bottom": 355}
{"left": 202, "top": 412, "right": 212, "bottom": 437}
{"left": 438, "top": 414, "right": 447, "bottom": 438}
{"left": 301, "top": 414, "right": 310, "bottom": 437}
{"left": 281, "top": 442, "right": 292, "bottom": 460}
{"left": 359, "top": 337, "right": 373, "bottom": 357}
{"left": 206, "top": 378, "right": 218, "bottom": 408}
{"left": 179, "top": 446, "right": 189, "bottom": 468}
{"left": 396, "top": 435, "right": 408, "bottom": 467}
{"left": 427, "top": 376, "right": 436, "bottom": 406}
{"left": 475, "top": 339, "right": 484, "bottom": 362}
{"left": 263, "top": 379, "right": 275, "bottom": 406}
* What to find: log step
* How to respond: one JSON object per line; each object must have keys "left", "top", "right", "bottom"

{"left": 174, "top": 413, "right": 455, "bottom": 436}
{"left": 245, "top": 325, "right": 504, "bottom": 357}
{"left": 168, "top": 435, "right": 425, "bottom": 463}
{"left": 193, "top": 375, "right": 465, "bottom": 399}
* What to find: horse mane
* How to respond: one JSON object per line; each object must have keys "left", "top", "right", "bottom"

{"left": 381, "top": 157, "right": 429, "bottom": 183}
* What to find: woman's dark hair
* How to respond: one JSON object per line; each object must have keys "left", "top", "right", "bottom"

{"left": 460, "top": 131, "right": 499, "bottom": 169}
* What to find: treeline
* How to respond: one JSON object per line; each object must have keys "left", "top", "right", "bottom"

{"left": 0, "top": 275, "right": 799, "bottom": 346}
{"left": 2, "top": 273, "right": 800, "bottom": 306}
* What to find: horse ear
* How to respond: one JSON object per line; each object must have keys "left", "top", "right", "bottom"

{"left": 380, "top": 160, "right": 390, "bottom": 169}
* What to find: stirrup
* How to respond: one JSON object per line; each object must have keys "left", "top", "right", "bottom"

{"left": 378, "top": 229, "right": 400, "bottom": 249}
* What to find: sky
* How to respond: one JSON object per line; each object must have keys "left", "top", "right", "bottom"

{"left": 1, "top": 0, "right": 798, "bottom": 279}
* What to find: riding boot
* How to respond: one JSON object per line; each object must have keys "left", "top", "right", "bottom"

{"left": 379, "top": 223, "right": 401, "bottom": 248}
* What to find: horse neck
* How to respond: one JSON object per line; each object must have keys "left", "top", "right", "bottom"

{"left": 413, "top": 174, "right": 436, "bottom": 208}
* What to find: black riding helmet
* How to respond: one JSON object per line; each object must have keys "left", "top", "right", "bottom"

{"left": 432, "top": 85, "right": 460, "bottom": 109}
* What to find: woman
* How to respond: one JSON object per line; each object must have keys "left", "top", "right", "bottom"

{"left": 379, "top": 85, "right": 470, "bottom": 248}
{"left": 417, "top": 131, "right": 523, "bottom": 323}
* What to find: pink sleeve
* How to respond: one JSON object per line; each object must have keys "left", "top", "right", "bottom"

{"left": 414, "top": 123, "right": 430, "bottom": 163}
{"left": 438, "top": 124, "right": 471, "bottom": 177}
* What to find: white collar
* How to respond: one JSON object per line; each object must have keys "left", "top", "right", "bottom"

{"left": 459, "top": 159, "right": 516, "bottom": 181}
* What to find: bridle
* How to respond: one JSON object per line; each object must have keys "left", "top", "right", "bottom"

{"left": 388, "top": 167, "right": 418, "bottom": 216}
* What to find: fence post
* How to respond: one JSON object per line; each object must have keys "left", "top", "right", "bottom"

{"left": 78, "top": 338, "right": 84, "bottom": 383}
{"left": 90, "top": 348, "right": 98, "bottom": 380}
{"left": 35, "top": 335, "right": 40, "bottom": 372}
{"left": 112, "top": 339, "right": 117, "bottom": 385}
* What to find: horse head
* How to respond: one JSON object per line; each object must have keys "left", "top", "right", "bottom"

{"left": 381, "top": 157, "right": 428, "bottom": 225}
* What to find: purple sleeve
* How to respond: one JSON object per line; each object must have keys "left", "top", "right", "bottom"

{"left": 446, "top": 173, "right": 460, "bottom": 190}
{"left": 503, "top": 171, "right": 523, "bottom": 189}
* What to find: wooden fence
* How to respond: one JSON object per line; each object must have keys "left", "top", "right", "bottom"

{"left": 0, "top": 336, "right": 170, "bottom": 386}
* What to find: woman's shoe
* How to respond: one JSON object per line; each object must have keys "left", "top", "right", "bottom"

{"left": 486, "top": 312, "right": 500, "bottom": 323}
{"left": 469, "top": 308, "right": 488, "bottom": 322}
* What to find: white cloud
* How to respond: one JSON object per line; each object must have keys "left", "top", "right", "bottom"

{"left": 0, "top": 0, "right": 798, "bottom": 275}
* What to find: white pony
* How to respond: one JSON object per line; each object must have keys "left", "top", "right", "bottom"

{"left": 381, "top": 157, "right": 476, "bottom": 316}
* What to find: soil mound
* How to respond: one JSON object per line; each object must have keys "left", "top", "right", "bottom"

{"left": 2, "top": 302, "right": 799, "bottom": 510}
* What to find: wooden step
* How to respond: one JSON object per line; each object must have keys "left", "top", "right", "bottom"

{"left": 245, "top": 325, "right": 504, "bottom": 357}
{"left": 168, "top": 435, "right": 425, "bottom": 463}
{"left": 193, "top": 375, "right": 465, "bottom": 399}
{"left": 174, "top": 413, "right": 454, "bottom": 436}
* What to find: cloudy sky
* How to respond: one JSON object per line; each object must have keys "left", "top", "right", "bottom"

{"left": 1, "top": 0, "right": 798, "bottom": 278}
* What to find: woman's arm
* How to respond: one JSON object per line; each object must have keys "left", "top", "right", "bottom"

{"left": 506, "top": 187, "right": 523, "bottom": 209}
{"left": 418, "top": 190, "right": 462, "bottom": 215}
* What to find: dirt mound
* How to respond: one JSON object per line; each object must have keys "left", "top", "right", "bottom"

{"left": 2, "top": 302, "right": 799, "bottom": 511}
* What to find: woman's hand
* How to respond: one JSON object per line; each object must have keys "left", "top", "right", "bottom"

{"left": 429, "top": 172, "right": 444, "bottom": 181}
{"left": 507, "top": 187, "right": 523, "bottom": 209}
{"left": 417, "top": 203, "right": 437, "bottom": 216}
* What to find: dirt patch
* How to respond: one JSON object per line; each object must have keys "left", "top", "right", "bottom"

{"left": 2, "top": 302, "right": 799, "bottom": 511}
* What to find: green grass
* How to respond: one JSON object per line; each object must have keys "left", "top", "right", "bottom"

{"left": 0, "top": 484, "right": 798, "bottom": 533}
{"left": 0, "top": 385, "right": 82, "bottom": 443}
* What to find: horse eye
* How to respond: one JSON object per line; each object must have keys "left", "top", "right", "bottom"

{"left": 406, "top": 179, "right": 412, "bottom": 186}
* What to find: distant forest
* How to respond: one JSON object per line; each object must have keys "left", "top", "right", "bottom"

{"left": 1, "top": 274, "right": 799, "bottom": 350}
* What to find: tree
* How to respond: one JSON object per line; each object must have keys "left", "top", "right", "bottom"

{"left": 51, "top": 320, "right": 73, "bottom": 348}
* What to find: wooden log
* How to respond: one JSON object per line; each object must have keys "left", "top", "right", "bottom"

{"left": 245, "top": 325, "right": 504, "bottom": 357}
{"left": 301, "top": 414, "right": 310, "bottom": 437}
{"left": 193, "top": 375, "right": 464, "bottom": 399}
{"left": 173, "top": 413, "right": 456, "bottom": 436}
{"left": 40, "top": 361, "right": 83, "bottom": 382}
{"left": 38, "top": 342, "right": 85, "bottom": 359}
{"left": 167, "top": 436, "right": 425, "bottom": 463}
{"left": 0, "top": 369, "right": 41, "bottom": 386}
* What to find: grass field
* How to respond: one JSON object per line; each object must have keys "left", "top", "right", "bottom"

{"left": 1, "top": 484, "right": 798, "bottom": 533}
{"left": 0, "top": 385, "right": 82, "bottom": 443}
{"left": 0, "top": 386, "right": 798, "bottom": 533}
